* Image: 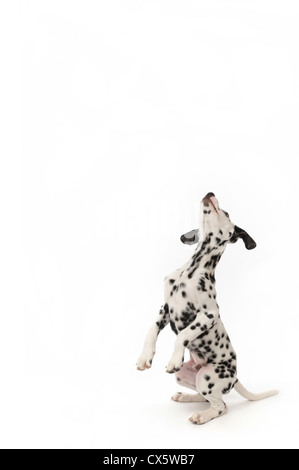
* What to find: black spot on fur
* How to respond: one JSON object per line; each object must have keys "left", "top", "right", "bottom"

{"left": 170, "top": 320, "right": 178, "bottom": 335}
{"left": 222, "top": 383, "right": 232, "bottom": 394}
{"left": 196, "top": 330, "right": 209, "bottom": 340}
{"left": 204, "top": 253, "right": 222, "bottom": 269}
{"left": 187, "top": 302, "right": 196, "bottom": 311}
{"left": 204, "top": 312, "right": 214, "bottom": 320}
{"left": 198, "top": 279, "right": 207, "bottom": 291}
{"left": 188, "top": 267, "right": 197, "bottom": 279}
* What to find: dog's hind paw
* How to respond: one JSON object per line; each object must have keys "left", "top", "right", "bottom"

{"left": 171, "top": 392, "right": 183, "bottom": 401}
{"left": 189, "top": 406, "right": 227, "bottom": 424}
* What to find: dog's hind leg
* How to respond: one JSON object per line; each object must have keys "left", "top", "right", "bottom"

{"left": 172, "top": 391, "right": 207, "bottom": 402}
{"left": 171, "top": 357, "right": 206, "bottom": 402}
{"left": 188, "top": 365, "right": 227, "bottom": 424}
{"left": 189, "top": 391, "right": 227, "bottom": 424}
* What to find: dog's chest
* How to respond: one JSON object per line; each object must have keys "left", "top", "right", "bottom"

{"left": 168, "top": 304, "right": 199, "bottom": 335}
{"left": 164, "top": 270, "right": 217, "bottom": 304}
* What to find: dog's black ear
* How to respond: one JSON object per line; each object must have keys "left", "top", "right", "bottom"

{"left": 230, "top": 225, "right": 257, "bottom": 250}
{"left": 180, "top": 229, "right": 199, "bottom": 245}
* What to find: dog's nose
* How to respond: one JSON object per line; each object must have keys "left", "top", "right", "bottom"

{"left": 203, "top": 192, "right": 215, "bottom": 199}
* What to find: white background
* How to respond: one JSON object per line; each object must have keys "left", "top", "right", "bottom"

{"left": 1, "top": 0, "right": 299, "bottom": 449}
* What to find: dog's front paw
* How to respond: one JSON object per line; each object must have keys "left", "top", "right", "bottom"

{"left": 166, "top": 354, "right": 184, "bottom": 374}
{"left": 136, "top": 348, "right": 155, "bottom": 371}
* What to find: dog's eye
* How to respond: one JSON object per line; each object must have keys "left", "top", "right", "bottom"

{"left": 223, "top": 211, "right": 229, "bottom": 218}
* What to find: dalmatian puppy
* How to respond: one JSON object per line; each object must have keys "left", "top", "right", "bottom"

{"left": 137, "top": 192, "right": 278, "bottom": 425}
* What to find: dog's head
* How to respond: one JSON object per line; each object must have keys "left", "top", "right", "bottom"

{"left": 181, "top": 192, "right": 256, "bottom": 250}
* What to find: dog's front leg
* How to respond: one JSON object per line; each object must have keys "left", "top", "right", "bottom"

{"left": 137, "top": 304, "right": 170, "bottom": 371}
{"left": 166, "top": 313, "right": 218, "bottom": 373}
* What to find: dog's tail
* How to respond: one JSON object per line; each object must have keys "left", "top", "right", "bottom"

{"left": 234, "top": 380, "right": 279, "bottom": 401}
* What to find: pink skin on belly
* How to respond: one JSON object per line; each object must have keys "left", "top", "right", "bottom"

{"left": 176, "top": 353, "right": 207, "bottom": 387}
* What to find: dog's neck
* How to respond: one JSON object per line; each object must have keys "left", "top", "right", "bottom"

{"left": 186, "top": 234, "right": 227, "bottom": 278}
